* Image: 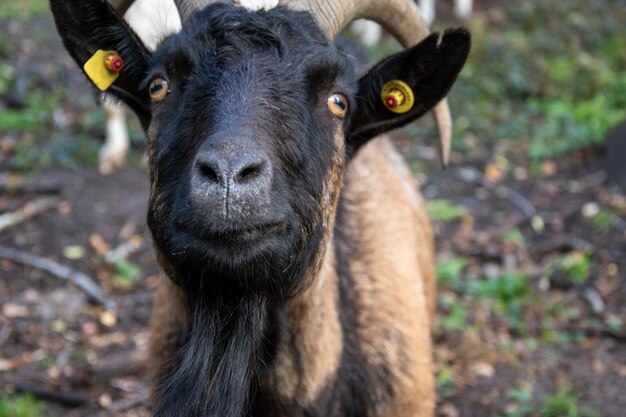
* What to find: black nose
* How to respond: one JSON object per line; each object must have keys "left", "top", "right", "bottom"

{"left": 189, "top": 137, "right": 273, "bottom": 225}
{"left": 196, "top": 153, "right": 268, "bottom": 188}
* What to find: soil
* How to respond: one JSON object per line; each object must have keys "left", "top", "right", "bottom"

{"left": 1, "top": 3, "right": 625, "bottom": 417}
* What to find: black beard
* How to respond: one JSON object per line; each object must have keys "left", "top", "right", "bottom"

{"left": 152, "top": 293, "right": 270, "bottom": 417}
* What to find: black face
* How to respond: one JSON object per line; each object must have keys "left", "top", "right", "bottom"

{"left": 50, "top": 0, "right": 471, "bottom": 298}
{"left": 145, "top": 4, "right": 355, "bottom": 296}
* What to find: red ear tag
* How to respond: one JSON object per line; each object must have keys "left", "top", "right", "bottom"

{"left": 381, "top": 80, "right": 415, "bottom": 114}
{"left": 385, "top": 94, "right": 399, "bottom": 109}
{"left": 104, "top": 52, "right": 125, "bottom": 73}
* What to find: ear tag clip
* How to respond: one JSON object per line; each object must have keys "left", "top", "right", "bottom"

{"left": 84, "top": 50, "right": 125, "bottom": 91}
{"left": 381, "top": 80, "right": 415, "bottom": 114}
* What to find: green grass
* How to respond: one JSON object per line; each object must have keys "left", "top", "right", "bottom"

{"left": 0, "top": 393, "right": 45, "bottom": 417}
{"left": 546, "top": 252, "right": 592, "bottom": 285}
{"left": 112, "top": 258, "right": 142, "bottom": 286}
{"left": 468, "top": 272, "right": 531, "bottom": 333}
{"left": 426, "top": 199, "right": 467, "bottom": 223}
{"left": 542, "top": 390, "right": 601, "bottom": 417}
{"left": 435, "top": 365, "right": 457, "bottom": 398}
{"left": 588, "top": 208, "right": 616, "bottom": 232}
{"left": 439, "top": 0, "right": 626, "bottom": 160}
{"left": 436, "top": 257, "right": 468, "bottom": 289}
{"left": 11, "top": 133, "right": 100, "bottom": 171}
{"left": 500, "top": 387, "right": 534, "bottom": 417}
{"left": 0, "top": 0, "right": 49, "bottom": 21}
{"left": 498, "top": 387, "right": 601, "bottom": 417}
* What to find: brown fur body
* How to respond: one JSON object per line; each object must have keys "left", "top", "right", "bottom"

{"left": 149, "top": 136, "right": 436, "bottom": 417}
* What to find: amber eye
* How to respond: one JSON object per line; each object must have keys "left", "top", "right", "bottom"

{"left": 149, "top": 77, "right": 169, "bottom": 103}
{"left": 327, "top": 94, "right": 349, "bottom": 118}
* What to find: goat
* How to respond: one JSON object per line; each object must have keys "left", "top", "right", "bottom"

{"left": 50, "top": 0, "right": 470, "bottom": 416}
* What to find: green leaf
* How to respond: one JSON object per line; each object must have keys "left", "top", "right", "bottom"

{"left": 426, "top": 200, "right": 467, "bottom": 223}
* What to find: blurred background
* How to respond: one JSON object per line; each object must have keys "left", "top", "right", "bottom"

{"left": 0, "top": 0, "right": 625, "bottom": 416}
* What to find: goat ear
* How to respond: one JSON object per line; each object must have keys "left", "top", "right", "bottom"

{"left": 50, "top": 0, "right": 152, "bottom": 126}
{"left": 347, "top": 28, "right": 470, "bottom": 153}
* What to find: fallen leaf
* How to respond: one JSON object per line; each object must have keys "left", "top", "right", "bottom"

{"left": 63, "top": 245, "right": 85, "bottom": 260}
{"left": 89, "top": 234, "right": 110, "bottom": 256}
{"left": 541, "top": 160, "right": 557, "bottom": 176}
{"left": 100, "top": 310, "right": 118, "bottom": 327}
{"left": 471, "top": 362, "right": 495, "bottom": 378}
{"left": 99, "top": 393, "right": 113, "bottom": 408}
{"left": 438, "top": 403, "right": 460, "bottom": 417}
{"left": 0, "top": 358, "right": 17, "bottom": 371}
{"left": 485, "top": 163, "right": 504, "bottom": 182}
{"left": 2, "top": 303, "right": 29, "bottom": 318}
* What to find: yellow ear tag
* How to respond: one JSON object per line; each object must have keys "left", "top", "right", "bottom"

{"left": 83, "top": 50, "right": 124, "bottom": 91}
{"left": 381, "top": 80, "right": 415, "bottom": 114}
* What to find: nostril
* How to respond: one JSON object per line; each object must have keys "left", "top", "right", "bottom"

{"left": 234, "top": 161, "right": 266, "bottom": 184}
{"left": 197, "top": 162, "right": 221, "bottom": 184}
{"left": 237, "top": 165, "right": 260, "bottom": 183}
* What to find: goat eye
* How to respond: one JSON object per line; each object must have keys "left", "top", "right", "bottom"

{"left": 149, "top": 78, "right": 169, "bottom": 103}
{"left": 327, "top": 94, "right": 348, "bottom": 118}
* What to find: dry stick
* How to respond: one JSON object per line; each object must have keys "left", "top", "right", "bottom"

{"left": 0, "top": 245, "right": 117, "bottom": 312}
{"left": 0, "top": 173, "right": 60, "bottom": 194}
{"left": 105, "top": 235, "right": 145, "bottom": 263}
{"left": 0, "top": 197, "right": 59, "bottom": 233}
{"left": 530, "top": 233, "right": 595, "bottom": 256}
{"left": 455, "top": 166, "right": 537, "bottom": 219}
{"left": 0, "top": 325, "right": 11, "bottom": 349}
{"left": 87, "top": 349, "right": 148, "bottom": 383}
{"left": 12, "top": 381, "right": 89, "bottom": 407}
{"left": 108, "top": 393, "right": 149, "bottom": 413}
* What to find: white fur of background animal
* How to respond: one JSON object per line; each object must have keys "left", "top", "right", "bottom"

{"left": 233, "top": 0, "right": 280, "bottom": 11}
{"left": 99, "top": 0, "right": 181, "bottom": 174}
{"left": 350, "top": 0, "right": 473, "bottom": 46}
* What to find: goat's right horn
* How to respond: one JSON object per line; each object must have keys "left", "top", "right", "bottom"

{"left": 283, "top": 0, "right": 454, "bottom": 166}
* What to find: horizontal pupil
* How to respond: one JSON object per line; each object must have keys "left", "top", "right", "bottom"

{"left": 333, "top": 97, "right": 346, "bottom": 110}
{"left": 151, "top": 83, "right": 164, "bottom": 94}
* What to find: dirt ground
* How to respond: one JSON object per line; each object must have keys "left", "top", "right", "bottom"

{"left": 1, "top": 2, "right": 625, "bottom": 417}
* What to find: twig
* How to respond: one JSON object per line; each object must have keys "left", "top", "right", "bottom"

{"left": 0, "top": 173, "right": 60, "bottom": 194}
{"left": 107, "top": 393, "right": 149, "bottom": 413}
{"left": 581, "top": 285, "right": 605, "bottom": 315}
{"left": 612, "top": 215, "right": 626, "bottom": 232}
{"left": 12, "top": 382, "right": 89, "bottom": 407}
{"left": 0, "top": 325, "right": 11, "bottom": 349}
{"left": 563, "top": 325, "right": 626, "bottom": 342}
{"left": 0, "top": 245, "right": 117, "bottom": 312}
{"left": 86, "top": 349, "right": 148, "bottom": 383}
{"left": 530, "top": 233, "right": 595, "bottom": 255}
{"left": 455, "top": 166, "right": 537, "bottom": 219}
{"left": 105, "top": 235, "right": 145, "bottom": 263}
{"left": 0, "top": 197, "right": 59, "bottom": 234}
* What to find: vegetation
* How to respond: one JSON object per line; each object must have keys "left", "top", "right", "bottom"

{"left": 0, "top": 0, "right": 623, "bottom": 416}
{"left": 444, "top": 0, "right": 626, "bottom": 160}
{"left": 0, "top": 394, "right": 45, "bottom": 417}
{"left": 426, "top": 199, "right": 468, "bottom": 223}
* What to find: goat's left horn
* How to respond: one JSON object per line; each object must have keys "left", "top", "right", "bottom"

{"left": 283, "top": 0, "right": 453, "bottom": 166}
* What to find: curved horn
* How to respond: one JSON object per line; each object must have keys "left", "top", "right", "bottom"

{"left": 283, "top": 0, "right": 453, "bottom": 166}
